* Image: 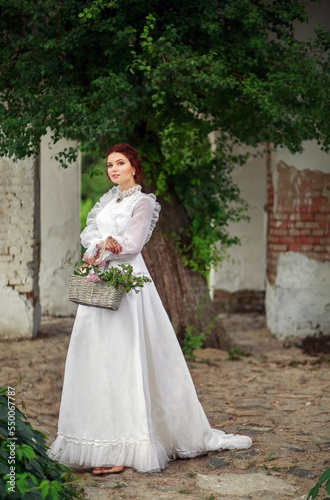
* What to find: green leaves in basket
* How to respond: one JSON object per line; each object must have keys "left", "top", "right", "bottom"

{"left": 66, "top": 258, "right": 151, "bottom": 294}
{"left": 99, "top": 264, "right": 152, "bottom": 294}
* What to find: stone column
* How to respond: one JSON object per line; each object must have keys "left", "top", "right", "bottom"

{"left": 0, "top": 157, "right": 41, "bottom": 339}
{"left": 39, "top": 132, "right": 81, "bottom": 316}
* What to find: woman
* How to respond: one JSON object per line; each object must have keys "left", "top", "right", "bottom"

{"left": 48, "top": 144, "right": 252, "bottom": 474}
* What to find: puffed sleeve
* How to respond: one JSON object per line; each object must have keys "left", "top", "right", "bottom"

{"left": 80, "top": 187, "right": 118, "bottom": 258}
{"left": 110, "top": 194, "right": 161, "bottom": 262}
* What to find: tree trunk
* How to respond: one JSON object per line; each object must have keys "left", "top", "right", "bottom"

{"left": 142, "top": 193, "right": 231, "bottom": 350}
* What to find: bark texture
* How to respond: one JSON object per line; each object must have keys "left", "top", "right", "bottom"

{"left": 142, "top": 193, "right": 231, "bottom": 350}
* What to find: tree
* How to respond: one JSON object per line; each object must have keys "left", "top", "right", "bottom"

{"left": 0, "top": 0, "right": 329, "bottom": 346}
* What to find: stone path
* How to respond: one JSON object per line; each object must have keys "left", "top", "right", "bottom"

{"left": 1, "top": 314, "right": 329, "bottom": 500}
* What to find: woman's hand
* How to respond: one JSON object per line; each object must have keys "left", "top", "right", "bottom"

{"left": 82, "top": 251, "right": 101, "bottom": 266}
{"left": 96, "top": 238, "right": 122, "bottom": 255}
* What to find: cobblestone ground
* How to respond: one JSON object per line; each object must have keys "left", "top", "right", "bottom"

{"left": 1, "top": 314, "right": 329, "bottom": 500}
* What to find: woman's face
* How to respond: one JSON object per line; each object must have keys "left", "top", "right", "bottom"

{"left": 107, "top": 152, "right": 136, "bottom": 191}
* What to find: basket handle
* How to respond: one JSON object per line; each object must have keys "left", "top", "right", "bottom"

{"left": 95, "top": 236, "right": 112, "bottom": 265}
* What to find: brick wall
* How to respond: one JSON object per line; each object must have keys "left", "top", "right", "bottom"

{"left": 266, "top": 159, "right": 330, "bottom": 285}
{"left": 213, "top": 289, "right": 265, "bottom": 314}
{"left": 0, "top": 157, "right": 40, "bottom": 338}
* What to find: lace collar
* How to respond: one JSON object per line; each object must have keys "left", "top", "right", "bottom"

{"left": 115, "top": 184, "right": 142, "bottom": 203}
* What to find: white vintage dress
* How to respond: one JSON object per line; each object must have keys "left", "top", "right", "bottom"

{"left": 48, "top": 185, "right": 252, "bottom": 472}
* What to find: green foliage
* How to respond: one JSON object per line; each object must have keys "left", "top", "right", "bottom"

{"left": 99, "top": 264, "right": 152, "bottom": 293}
{"left": 182, "top": 326, "right": 206, "bottom": 360}
{"left": 71, "top": 260, "right": 152, "bottom": 293}
{"left": 227, "top": 346, "right": 248, "bottom": 361}
{"left": 307, "top": 468, "right": 330, "bottom": 500}
{"left": 0, "top": 387, "right": 82, "bottom": 499}
{"left": 0, "top": 0, "right": 329, "bottom": 272}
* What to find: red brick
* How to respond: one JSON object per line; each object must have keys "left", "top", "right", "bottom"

{"left": 272, "top": 236, "right": 295, "bottom": 244}
{"left": 313, "top": 197, "right": 326, "bottom": 205}
{"left": 295, "top": 221, "right": 306, "bottom": 228}
{"left": 295, "top": 236, "right": 321, "bottom": 244}
{"left": 289, "top": 213, "right": 315, "bottom": 221}
{"left": 288, "top": 229, "right": 300, "bottom": 236}
{"left": 301, "top": 213, "right": 315, "bottom": 221}
{"left": 273, "top": 229, "right": 291, "bottom": 236}
{"left": 278, "top": 205, "right": 293, "bottom": 213}
{"left": 282, "top": 221, "right": 295, "bottom": 228}
{"left": 314, "top": 213, "right": 327, "bottom": 221}
{"left": 301, "top": 244, "right": 313, "bottom": 252}
{"left": 288, "top": 244, "right": 302, "bottom": 252}
{"left": 312, "top": 229, "right": 325, "bottom": 236}
{"left": 319, "top": 205, "right": 330, "bottom": 213}
{"left": 289, "top": 214, "right": 302, "bottom": 221}
{"left": 298, "top": 229, "right": 312, "bottom": 236}
{"left": 272, "top": 244, "right": 288, "bottom": 251}
{"left": 296, "top": 205, "right": 317, "bottom": 213}
{"left": 304, "top": 222, "right": 320, "bottom": 229}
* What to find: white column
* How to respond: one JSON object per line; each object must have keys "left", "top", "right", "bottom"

{"left": 39, "top": 132, "right": 81, "bottom": 316}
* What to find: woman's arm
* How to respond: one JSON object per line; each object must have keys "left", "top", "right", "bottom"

{"left": 80, "top": 188, "right": 118, "bottom": 260}
{"left": 107, "top": 195, "right": 160, "bottom": 262}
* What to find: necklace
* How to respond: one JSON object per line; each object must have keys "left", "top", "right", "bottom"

{"left": 116, "top": 185, "right": 141, "bottom": 203}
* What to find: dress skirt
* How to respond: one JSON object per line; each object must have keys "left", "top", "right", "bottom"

{"left": 48, "top": 254, "right": 252, "bottom": 472}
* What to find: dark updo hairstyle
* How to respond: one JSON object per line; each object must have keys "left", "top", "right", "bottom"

{"left": 106, "top": 143, "right": 143, "bottom": 185}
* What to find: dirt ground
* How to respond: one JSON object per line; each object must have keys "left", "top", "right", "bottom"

{"left": 1, "top": 313, "right": 329, "bottom": 500}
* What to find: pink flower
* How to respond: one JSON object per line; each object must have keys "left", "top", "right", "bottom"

{"left": 86, "top": 274, "right": 101, "bottom": 283}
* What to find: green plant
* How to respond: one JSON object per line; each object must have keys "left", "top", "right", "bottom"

{"left": 178, "top": 489, "right": 190, "bottom": 494}
{"left": 68, "top": 259, "right": 152, "bottom": 294}
{"left": 227, "top": 347, "right": 247, "bottom": 361}
{"left": 0, "top": 387, "right": 83, "bottom": 499}
{"left": 182, "top": 326, "right": 206, "bottom": 361}
{"left": 307, "top": 468, "right": 330, "bottom": 500}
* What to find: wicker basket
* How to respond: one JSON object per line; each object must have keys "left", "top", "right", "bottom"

{"left": 68, "top": 274, "right": 126, "bottom": 310}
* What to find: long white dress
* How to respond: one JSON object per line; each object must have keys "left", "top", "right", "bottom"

{"left": 48, "top": 185, "right": 252, "bottom": 473}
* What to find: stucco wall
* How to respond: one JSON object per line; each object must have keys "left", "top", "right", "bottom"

{"left": 266, "top": 252, "right": 330, "bottom": 338}
{"left": 210, "top": 146, "right": 267, "bottom": 303}
{"left": 39, "top": 133, "right": 81, "bottom": 316}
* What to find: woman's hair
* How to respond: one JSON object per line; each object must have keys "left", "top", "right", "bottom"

{"left": 106, "top": 143, "right": 143, "bottom": 185}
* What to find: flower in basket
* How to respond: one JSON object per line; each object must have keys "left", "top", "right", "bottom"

{"left": 66, "top": 259, "right": 152, "bottom": 294}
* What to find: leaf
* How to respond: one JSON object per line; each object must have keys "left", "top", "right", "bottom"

{"left": 319, "top": 469, "right": 330, "bottom": 484}
{"left": 41, "top": 481, "right": 50, "bottom": 499}
{"left": 326, "top": 481, "right": 330, "bottom": 494}
{"left": 307, "top": 484, "right": 319, "bottom": 499}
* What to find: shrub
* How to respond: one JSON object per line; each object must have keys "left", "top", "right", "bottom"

{"left": 0, "top": 387, "right": 83, "bottom": 499}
